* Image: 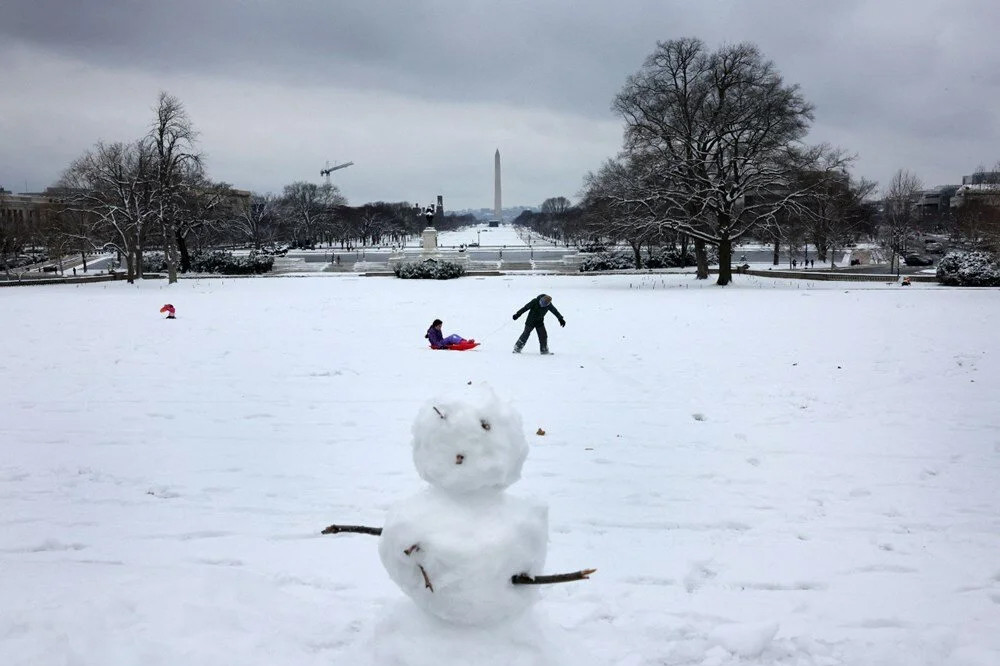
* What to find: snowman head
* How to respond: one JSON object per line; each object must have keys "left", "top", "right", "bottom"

{"left": 411, "top": 386, "right": 528, "bottom": 493}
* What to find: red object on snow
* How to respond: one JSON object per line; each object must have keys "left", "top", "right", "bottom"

{"left": 430, "top": 339, "right": 480, "bottom": 351}
{"left": 160, "top": 304, "right": 176, "bottom": 318}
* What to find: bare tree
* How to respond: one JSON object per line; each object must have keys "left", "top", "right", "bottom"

{"left": 232, "top": 193, "right": 279, "bottom": 249}
{"left": 174, "top": 179, "right": 240, "bottom": 270}
{"left": 60, "top": 140, "right": 157, "bottom": 283}
{"left": 792, "top": 171, "right": 877, "bottom": 266}
{"left": 880, "top": 169, "right": 922, "bottom": 274}
{"left": 612, "top": 38, "right": 849, "bottom": 284}
{"left": 279, "top": 181, "right": 346, "bottom": 248}
{"left": 149, "top": 92, "right": 201, "bottom": 283}
{"left": 540, "top": 197, "right": 572, "bottom": 215}
{"left": 358, "top": 204, "right": 390, "bottom": 246}
{"left": 583, "top": 157, "right": 667, "bottom": 268}
{"left": 954, "top": 192, "right": 1000, "bottom": 252}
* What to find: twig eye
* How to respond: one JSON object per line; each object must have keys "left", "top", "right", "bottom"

{"left": 455, "top": 454, "right": 465, "bottom": 465}
{"left": 481, "top": 419, "right": 491, "bottom": 431}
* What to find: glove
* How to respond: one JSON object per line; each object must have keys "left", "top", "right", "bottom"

{"left": 559, "top": 319, "right": 566, "bottom": 328}
{"left": 512, "top": 314, "right": 519, "bottom": 320}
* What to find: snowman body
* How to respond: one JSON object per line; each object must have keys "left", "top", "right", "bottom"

{"left": 378, "top": 387, "right": 549, "bottom": 625}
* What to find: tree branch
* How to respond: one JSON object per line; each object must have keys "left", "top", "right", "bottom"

{"left": 320, "top": 523, "right": 382, "bottom": 536}
{"left": 511, "top": 569, "right": 597, "bottom": 585}
{"left": 418, "top": 564, "right": 434, "bottom": 592}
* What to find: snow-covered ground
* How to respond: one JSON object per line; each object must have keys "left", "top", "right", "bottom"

{"left": 1, "top": 274, "right": 999, "bottom": 666}
{"left": 437, "top": 223, "right": 544, "bottom": 247}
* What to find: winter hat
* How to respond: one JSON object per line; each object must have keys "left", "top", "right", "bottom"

{"left": 538, "top": 295, "right": 552, "bottom": 307}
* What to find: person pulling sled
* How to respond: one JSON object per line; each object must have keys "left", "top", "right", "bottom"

{"left": 512, "top": 294, "right": 565, "bottom": 354}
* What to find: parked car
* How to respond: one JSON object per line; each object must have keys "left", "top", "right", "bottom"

{"left": 924, "top": 241, "right": 944, "bottom": 254}
{"left": 259, "top": 245, "right": 289, "bottom": 256}
{"left": 42, "top": 264, "right": 60, "bottom": 273}
{"left": 8, "top": 256, "right": 34, "bottom": 268}
{"left": 904, "top": 254, "right": 934, "bottom": 266}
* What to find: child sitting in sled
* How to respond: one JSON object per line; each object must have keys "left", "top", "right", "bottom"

{"left": 425, "top": 319, "right": 476, "bottom": 350}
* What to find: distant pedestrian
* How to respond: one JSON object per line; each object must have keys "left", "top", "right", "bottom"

{"left": 512, "top": 294, "right": 565, "bottom": 355}
{"left": 792, "top": 259, "right": 798, "bottom": 268}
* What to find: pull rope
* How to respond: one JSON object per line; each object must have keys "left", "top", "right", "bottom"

{"left": 478, "top": 318, "right": 514, "bottom": 342}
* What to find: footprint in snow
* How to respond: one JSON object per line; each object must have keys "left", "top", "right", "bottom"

{"left": 683, "top": 561, "right": 717, "bottom": 593}
{"left": 3, "top": 539, "right": 87, "bottom": 553}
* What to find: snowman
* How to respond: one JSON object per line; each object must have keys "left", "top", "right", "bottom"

{"left": 322, "top": 384, "right": 594, "bottom": 628}
{"left": 378, "top": 386, "right": 547, "bottom": 625}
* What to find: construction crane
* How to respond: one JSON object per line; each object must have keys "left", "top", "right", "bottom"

{"left": 320, "top": 160, "right": 354, "bottom": 186}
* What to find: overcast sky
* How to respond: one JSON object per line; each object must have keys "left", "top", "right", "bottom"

{"left": 2, "top": 0, "right": 999, "bottom": 210}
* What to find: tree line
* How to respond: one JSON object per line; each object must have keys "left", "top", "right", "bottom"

{"left": 516, "top": 38, "right": 999, "bottom": 284}
{"left": 1, "top": 93, "right": 473, "bottom": 282}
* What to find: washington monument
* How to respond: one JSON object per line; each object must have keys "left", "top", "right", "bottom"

{"left": 494, "top": 149, "right": 502, "bottom": 223}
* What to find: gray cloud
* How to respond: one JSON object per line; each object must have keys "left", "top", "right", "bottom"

{"left": 3, "top": 0, "right": 1000, "bottom": 207}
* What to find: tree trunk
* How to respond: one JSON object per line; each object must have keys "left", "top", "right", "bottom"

{"left": 631, "top": 240, "right": 642, "bottom": 269}
{"left": 694, "top": 238, "right": 708, "bottom": 280}
{"left": 177, "top": 230, "right": 191, "bottom": 272}
{"left": 716, "top": 236, "right": 733, "bottom": 286}
{"left": 164, "top": 223, "right": 178, "bottom": 284}
{"left": 134, "top": 235, "right": 144, "bottom": 279}
{"left": 772, "top": 239, "right": 780, "bottom": 265}
{"left": 81, "top": 249, "right": 88, "bottom": 273}
{"left": 125, "top": 246, "right": 137, "bottom": 284}
{"left": 680, "top": 233, "right": 690, "bottom": 261}
{"left": 817, "top": 238, "right": 828, "bottom": 262}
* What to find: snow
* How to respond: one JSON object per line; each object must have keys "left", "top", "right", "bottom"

{"left": 436, "top": 223, "right": 543, "bottom": 247}
{"left": 368, "top": 602, "right": 575, "bottom": 666}
{"left": 1, "top": 274, "right": 999, "bottom": 666}
{"left": 411, "top": 386, "right": 528, "bottom": 492}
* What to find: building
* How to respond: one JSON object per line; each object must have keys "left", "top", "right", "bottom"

{"left": 915, "top": 185, "right": 958, "bottom": 216}
{"left": 0, "top": 188, "right": 60, "bottom": 229}
{"left": 951, "top": 173, "right": 1000, "bottom": 209}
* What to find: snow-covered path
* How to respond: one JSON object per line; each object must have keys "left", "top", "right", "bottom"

{"left": 1, "top": 275, "right": 998, "bottom": 665}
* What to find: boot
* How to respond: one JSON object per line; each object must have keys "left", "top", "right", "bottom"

{"left": 513, "top": 342, "right": 524, "bottom": 354}
{"left": 540, "top": 347, "right": 551, "bottom": 355}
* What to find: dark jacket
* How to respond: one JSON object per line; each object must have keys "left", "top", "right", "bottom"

{"left": 426, "top": 326, "right": 446, "bottom": 349}
{"left": 514, "top": 294, "right": 564, "bottom": 326}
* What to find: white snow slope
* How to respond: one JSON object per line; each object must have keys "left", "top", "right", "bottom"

{"left": 437, "top": 223, "right": 541, "bottom": 247}
{"left": 1, "top": 274, "right": 999, "bottom": 666}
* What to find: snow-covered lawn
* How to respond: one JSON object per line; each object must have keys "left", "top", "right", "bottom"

{"left": 438, "top": 223, "right": 547, "bottom": 248}
{"left": 1, "top": 275, "right": 998, "bottom": 666}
